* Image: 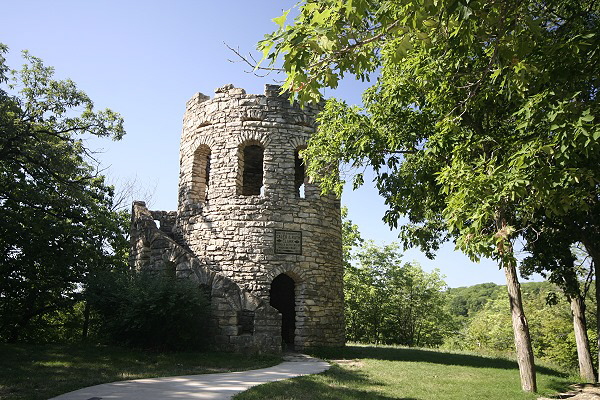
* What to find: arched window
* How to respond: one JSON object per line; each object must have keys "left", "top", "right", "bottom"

{"left": 239, "top": 144, "right": 264, "bottom": 196}
{"left": 191, "top": 144, "right": 211, "bottom": 203}
{"left": 295, "top": 148, "right": 306, "bottom": 198}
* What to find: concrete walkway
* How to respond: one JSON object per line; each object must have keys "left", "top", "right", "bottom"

{"left": 50, "top": 354, "right": 329, "bottom": 400}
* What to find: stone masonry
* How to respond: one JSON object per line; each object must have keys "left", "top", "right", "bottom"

{"left": 130, "top": 84, "right": 345, "bottom": 352}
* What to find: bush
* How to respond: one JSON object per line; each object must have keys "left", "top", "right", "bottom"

{"left": 87, "top": 271, "right": 211, "bottom": 350}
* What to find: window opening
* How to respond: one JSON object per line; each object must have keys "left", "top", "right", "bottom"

{"left": 242, "top": 144, "right": 264, "bottom": 196}
{"left": 238, "top": 309, "right": 255, "bottom": 335}
{"left": 165, "top": 260, "right": 176, "bottom": 278}
{"left": 192, "top": 145, "right": 211, "bottom": 202}
{"left": 204, "top": 154, "right": 211, "bottom": 201}
{"left": 295, "top": 149, "right": 306, "bottom": 198}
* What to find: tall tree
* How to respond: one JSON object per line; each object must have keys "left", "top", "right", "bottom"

{"left": 572, "top": 209, "right": 600, "bottom": 381}
{"left": 522, "top": 227, "right": 596, "bottom": 382}
{"left": 0, "top": 45, "right": 126, "bottom": 341}
{"left": 341, "top": 206, "right": 363, "bottom": 267}
{"left": 258, "top": 0, "right": 599, "bottom": 392}
{"left": 345, "top": 241, "right": 451, "bottom": 346}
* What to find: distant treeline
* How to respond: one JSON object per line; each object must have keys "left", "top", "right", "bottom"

{"left": 444, "top": 281, "right": 597, "bottom": 370}
{"left": 346, "top": 258, "right": 597, "bottom": 371}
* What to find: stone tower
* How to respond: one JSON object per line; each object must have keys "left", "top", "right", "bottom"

{"left": 130, "top": 84, "right": 345, "bottom": 352}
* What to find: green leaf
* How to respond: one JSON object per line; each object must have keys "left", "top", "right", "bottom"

{"left": 272, "top": 9, "right": 290, "bottom": 28}
{"left": 580, "top": 114, "right": 594, "bottom": 122}
{"left": 319, "top": 36, "right": 336, "bottom": 51}
{"left": 540, "top": 145, "right": 553, "bottom": 155}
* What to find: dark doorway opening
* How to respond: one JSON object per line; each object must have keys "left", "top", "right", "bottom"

{"left": 269, "top": 274, "right": 296, "bottom": 348}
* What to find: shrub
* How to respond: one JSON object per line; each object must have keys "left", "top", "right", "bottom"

{"left": 87, "top": 271, "right": 211, "bottom": 350}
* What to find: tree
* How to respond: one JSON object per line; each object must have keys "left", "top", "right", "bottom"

{"left": 344, "top": 240, "right": 452, "bottom": 346}
{"left": 0, "top": 45, "right": 126, "bottom": 342}
{"left": 459, "top": 282, "right": 593, "bottom": 371}
{"left": 567, "top": 211, "right": 600, "bottom": 381}
{"left": 446, "top": 283, "right": 501, "bottom": 318}
{"left": 341, "top": 206, "right": 363, "bottom": 267}
{"left": 522, "top": 225, "right": 597, "bottom": 382}
{"left": 258, "top": 0, "right": 599, "bottom": 392}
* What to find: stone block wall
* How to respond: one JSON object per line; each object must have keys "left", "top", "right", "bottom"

{"left": 131, "top": 84, "right": 345, "bottom": 352}
{"left": 130, "top": 201, "right": 281, "bottom": 353}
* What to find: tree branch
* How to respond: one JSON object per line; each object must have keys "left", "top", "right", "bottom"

{"left": 225, "top": 43, "right": 284, "bottom": 78}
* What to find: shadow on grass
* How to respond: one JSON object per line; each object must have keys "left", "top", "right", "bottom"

{"left": 235, "top": 365, "right": 416, "bottom": 400}
{"left": 543, "top": 378, "right": 580, "bottom": 397}
{"left": 309, "top": 345, "right": 567, "bottom": 378}
{"left": 0, "top": 343, "right": 280, "bottom": 400}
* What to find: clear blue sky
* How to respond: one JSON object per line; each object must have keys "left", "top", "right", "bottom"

{"left": 0, "top": 1, "right": 540, "bottom": 288}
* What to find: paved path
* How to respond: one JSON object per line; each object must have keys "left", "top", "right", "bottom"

{"left": 50, "top": 354, "right": 329, "bottom": 400}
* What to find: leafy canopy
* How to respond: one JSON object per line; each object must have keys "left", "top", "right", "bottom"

{"left": 260, "top": 0, "right": 599, "bottom": 263}
{"left": 0, "top": 44, "right": 127, "bottom": 342}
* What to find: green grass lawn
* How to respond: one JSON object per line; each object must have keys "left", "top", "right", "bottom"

{"left": 1, "top": 342, "right": 579, "bottom": 400}
{"left": 235, "top": 345, "right": 578, "bottom": 400}
{"left": 0, "top": 343, "right": 281, "bottom": 400}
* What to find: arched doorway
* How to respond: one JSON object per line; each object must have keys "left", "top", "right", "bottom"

{"left": 269, "top": 274, "right": 296, "bottom": 349}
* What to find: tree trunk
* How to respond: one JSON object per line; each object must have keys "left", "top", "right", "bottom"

{"left": 570, "top": 295, "right": 596, "bottom": 382}
{"left": 504, "top": 258, "right": 537, "bottom": 392}
{"left": 596, "top": 260, "right": 600, "bottom": 383}
{"left": 593, "top": 249, "right": 600, "bottom": 383}
{"left": 582, "top": 240, "right": 600, "bottom": 382}
{"left": 82, "top": 301, "right": 90, "bottom": 341}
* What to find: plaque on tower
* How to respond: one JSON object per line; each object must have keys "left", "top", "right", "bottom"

{"left": 274, "top": 230, "right": 302, "bottom": 255}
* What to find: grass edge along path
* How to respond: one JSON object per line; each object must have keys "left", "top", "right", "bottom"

{"left": 234, "top": 344, "right": 579, "bottom": 400}
{"left": 0, "top": 343, "right": 281, "bottom": 400}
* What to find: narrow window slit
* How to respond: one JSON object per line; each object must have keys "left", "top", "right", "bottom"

{"left": 191, "top": 145, "right": 211, "bottom": 203}
{"left": 295, "top": 149, "right": 306, "bottom": 198}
